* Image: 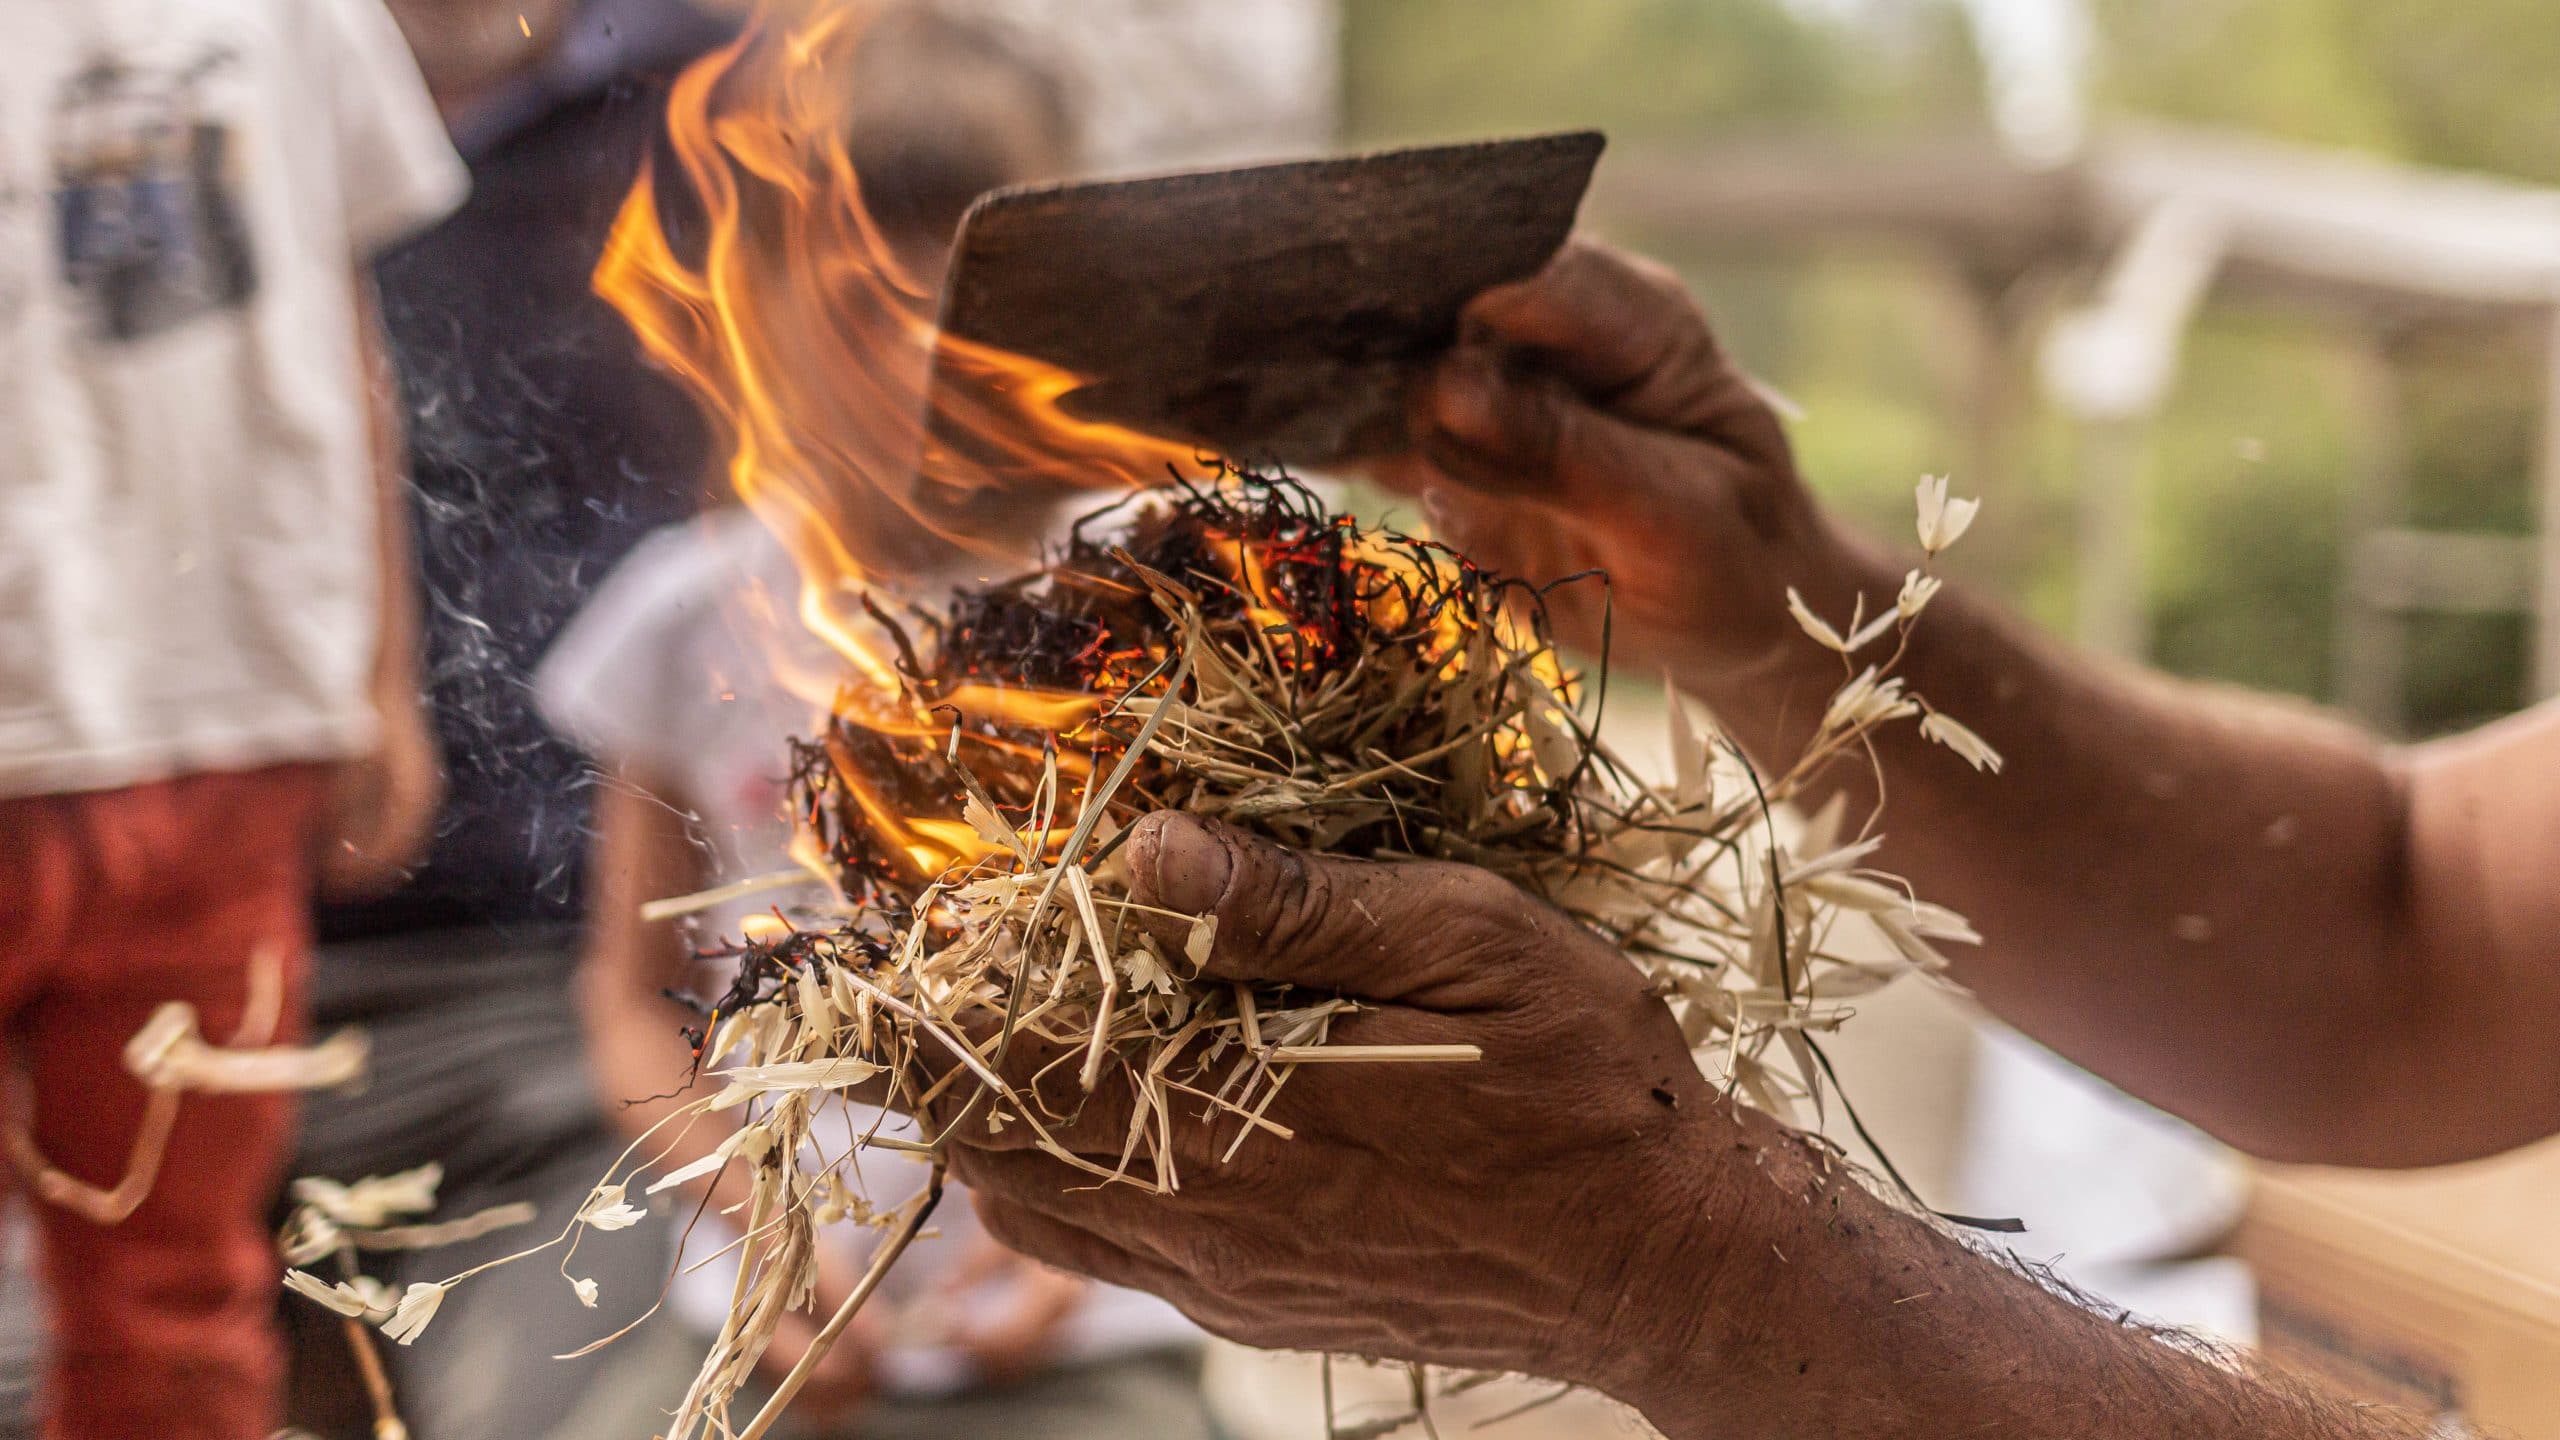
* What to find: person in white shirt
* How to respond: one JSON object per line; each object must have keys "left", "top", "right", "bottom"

{"left": 0, "top": 2, "right": 464, "bottom": 1436}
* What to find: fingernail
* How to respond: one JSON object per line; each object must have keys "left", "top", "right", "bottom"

{"left": 1136, "top": 813, "right": 1232, "bottom": 914}
{"left": 1420, "top": 485, "right": 1479, "bottom": 553}
{"left": 1429, "top": 351, "right": 1504, "bottom": 447}
{"left": 1420, "top": 484, "right": 1456, "bottom": 534}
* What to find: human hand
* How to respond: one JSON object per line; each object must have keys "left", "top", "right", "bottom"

{"left": 939, "top": 1229, "right": 1089, "bottom": 1386}
{"left": 757, "top": 1247, "right": 886, "bottom": 1422}
{"left": 937, "top": 811, "right": 1803, "bottom": 1408}
{"left": 1372, "top": 239, "right": 1890, "bottom": 704}
{"left": 315, "top": 683, "right": 442, "bottom": 901}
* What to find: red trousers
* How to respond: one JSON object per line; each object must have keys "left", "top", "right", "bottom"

{"left": 1, "top": 764, "right": 325, "bottom": 1440}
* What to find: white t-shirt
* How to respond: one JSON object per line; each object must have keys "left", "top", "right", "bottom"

{"left": 0, "top": 0, "right": 468, "bottom": 798}
{"left": 537, "top": 508, "right": 1197, "bottom": 1395}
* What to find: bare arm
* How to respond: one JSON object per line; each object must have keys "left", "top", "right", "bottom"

{"left": 315, "top": 277, "right": 442, "bottom": 900}
{"left": 1387, "top": 240, "right": 2560, "bottom": 1166}
{"left": 946, "top": 814, "right": 2433, "bottom": 1440}
{"left": 1720, "top": 568, "right": 2560, "bottom": 1166}
{"left": 1636, "top": 1110, "right": 2436, "bottom": 1440}
{"left": 575, "top": 776, "right": 761, "bottom": 1214}
{"left": 576, "top": 775, "right": 884, "bottom": 1410}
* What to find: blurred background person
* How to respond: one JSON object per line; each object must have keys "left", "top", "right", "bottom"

{"left": 532, "top": 13, "right": 1214, "bottom": 1437}
{"left": 271, "top": 1, "right": 738, "bottom": 1436}
{"left": 0, "top": 1, "right": 462, "bottom": 1437}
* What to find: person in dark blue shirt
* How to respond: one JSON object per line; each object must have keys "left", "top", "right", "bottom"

{"left": 280, "top": 4, "right": 738, "bottom": 1435}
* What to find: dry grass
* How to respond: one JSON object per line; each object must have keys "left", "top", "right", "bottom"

{"left": 284, "top": 470, "right": 1993, "bottom": 1440}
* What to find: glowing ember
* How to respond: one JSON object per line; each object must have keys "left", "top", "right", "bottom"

{"left": 281, "top": 10, "right": 2005, "bottom": 1439}
{"left": 780, "top": 471, "right": 1575, "bottom": 906}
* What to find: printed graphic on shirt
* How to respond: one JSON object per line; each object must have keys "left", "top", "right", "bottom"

{"left": 50, "top": 47, "right": 257, "bottom": 343}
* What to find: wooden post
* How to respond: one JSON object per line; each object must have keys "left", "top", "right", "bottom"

{"left": 2331, "top": 325, "right": 2411, "bottom": 731}
{"left": 2074, "top": 415, "right": 2151, "bottom": 659}
{"left": 2536, "top": 305, "right": 2560, "bottom": 699}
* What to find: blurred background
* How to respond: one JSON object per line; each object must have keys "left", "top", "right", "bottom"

{"left": 1346, "top": 0, "right": 2559, "bottom": 741}
{"left": 11, "top": 0, "right": 2559, "bottom": 1435}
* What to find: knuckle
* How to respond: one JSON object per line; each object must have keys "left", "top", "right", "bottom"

{"left": 1180, "top": 1228, "right": 1262, "bottom": 1300}
{"left": 1431, "top": 863, "right": 1532, "bottom": 931}
{"left": 1520, "top": 383, "right": 1572, "bottom": 470}
{"left": 1255, "top": 847, "right": 1334, "bottom": 954}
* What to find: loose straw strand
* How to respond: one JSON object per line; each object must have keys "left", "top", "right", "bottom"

{"left": 735, "top": 1162, "right": 947, "bottom": 1440}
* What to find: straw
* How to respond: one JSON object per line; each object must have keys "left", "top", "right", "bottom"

{"left": 286, "top": 469, "right": 1994, "bottom": 1438}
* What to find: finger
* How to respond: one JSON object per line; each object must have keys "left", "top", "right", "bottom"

{"left": 1122, "top": 812, "right": 1536, "bottom": 1005}
{"left": 903, "top": 1021, "right": 1145, "bottom": 1156}
{"left": 963, "top": 1177, "right": 1183, "bottom": 1292}
{"left": 1353, "top": 450, "right": 1534, "bottom": 582}
{"left": 967, "top": 1186, "right": 1389, "bottom": 1360}
{"left": 1407, "top": 347, "right": 1565, "bottom": 498}
{"left": 904, "top": 956, "right": 1466, "bottom": 1161}
{"left": 946, "top": 998, "right": 1487, "bottom": 1197}
{"left": 1464, "top": 240, "right": 1718, "bottom": 412}
{"left": 1412, "top": 356, "right": 1721, "bottom": 540}
{"left": 1454, "top": 239, "right": 1791, "bottom": 465}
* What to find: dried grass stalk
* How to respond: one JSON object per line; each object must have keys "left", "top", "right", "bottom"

{"left": 7, "top": 946, "right": 366, "bottom": 1226}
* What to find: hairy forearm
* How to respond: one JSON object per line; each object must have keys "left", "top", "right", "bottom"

{"left": 1690, "top": 537, "right": 2488, "bottom": 1164}
{"left": 1605, "top": 1112, "right": 2428, "bottom": 1440}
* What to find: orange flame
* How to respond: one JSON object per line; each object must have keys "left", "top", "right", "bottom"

{"left": 594, "top": 1, "right": 1199, "bottom": 877}
{"left": 596, "top": 2, "right": 1595, "bottom": 895}
{"left": 594, "top": 0, "right": 1192, "bottom": 702}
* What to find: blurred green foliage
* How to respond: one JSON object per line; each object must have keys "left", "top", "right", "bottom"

{"left": 1343, "top": 0, "right": 1985, "bottom": 142}
{"left": 2098, "top": 0, "right": 2560, "bottom": 186}
{"left": 1343, "top": 0, "right": 2548, "bottom": 734}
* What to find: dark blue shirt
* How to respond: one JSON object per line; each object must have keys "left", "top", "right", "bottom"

{"left": 318, "top": 0, "right": 736, "bottom": 942}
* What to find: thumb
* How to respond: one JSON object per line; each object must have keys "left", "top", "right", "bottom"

{"left": 1414, "top": 350, "right": 1688, "bottom": 525}
{"left": 1464, "top": 238, "right": 1754, "bottom": 431}
{"left": 1453, "top": 239, "right": 1795, "bottom": 474}
{"left": 1122, "top": 812, "right": 1487, "bottom": 1003}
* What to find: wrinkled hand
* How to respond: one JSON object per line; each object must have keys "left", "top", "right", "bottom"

{"left": 1373, "top": 239, "right": 1883, "bottom": 697}
{"left": 315, "top": 686, "right": 442, "bottom": 901}
{"left": 939, "top": 811, "right": 1777, "bottom": 1402}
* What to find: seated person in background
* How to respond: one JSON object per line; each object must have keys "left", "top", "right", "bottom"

{"left": 537, "top": 500, "right": 1214, "bottom": 1440}
{"left": 280, "top": 3, "right": 739, "bottom": 1435}
{"left": 533, "top": 14, "right": 1216, "bottom": 1440}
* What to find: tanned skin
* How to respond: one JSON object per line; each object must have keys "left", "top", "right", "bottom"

{"left": 934, "top": 241, "right": 2560, "bottom": 1437}
{"left": 945, "top": 814, "right": 2444, "bottom": 1440}
{"left": 1388, "top": 240, "right": 2560, "bottom": 1170}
